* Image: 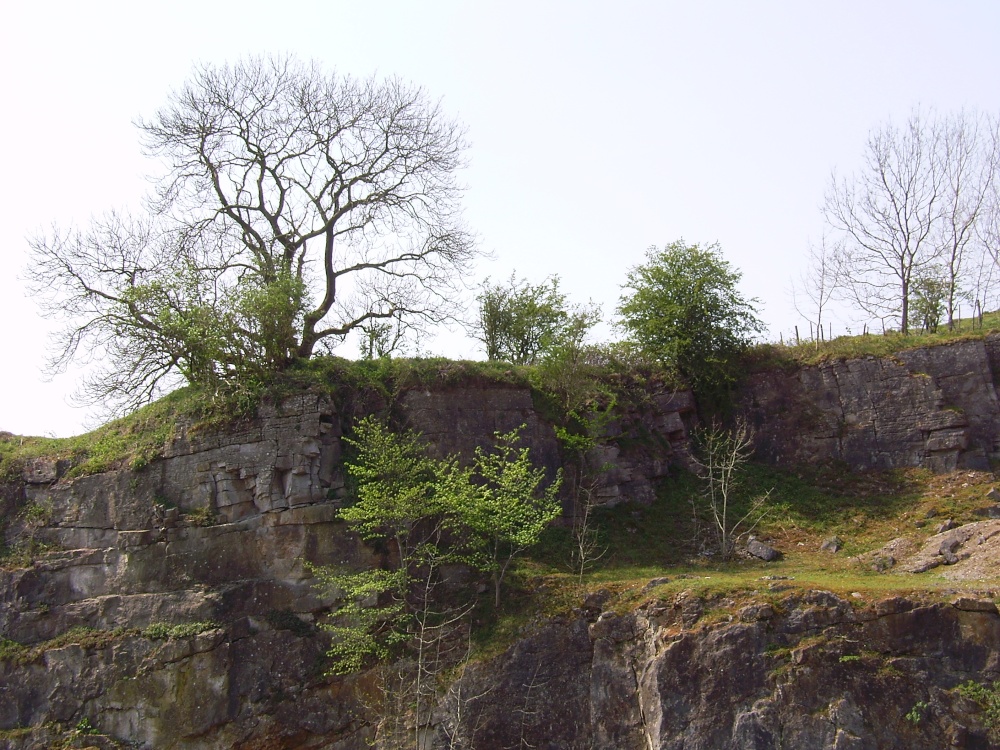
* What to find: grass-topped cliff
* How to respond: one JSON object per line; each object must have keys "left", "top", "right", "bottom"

{"left": 7, "top": 308, "right": 1000, "bottom": 481}
{"left": 750, "top": 309, "right": 1000, "bottom": 370}
{"left": 3, "top": 339, "right": 1000, "bottom": 748}
{"left": 4, "top": 338, "right": 1000, "bottom": 602}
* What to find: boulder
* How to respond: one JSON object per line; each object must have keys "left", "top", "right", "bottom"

{"left": 747, "top": 538, "right": 782, "bottom": 562}
{"left": 820, "top": 536, "right": 843, "bottom": 553}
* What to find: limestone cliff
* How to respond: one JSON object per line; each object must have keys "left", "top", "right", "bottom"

{"left": 0, "top": 379, "right": 694, "bottom": 748}
{"left": 741, "top": 336, "right": 1000, "bottom": 472}
{"left": 5, "top": 347, "right": 1000, "bottom": 748}
{"left": 436, "top": 590, "right": 1000, "bottom": 749}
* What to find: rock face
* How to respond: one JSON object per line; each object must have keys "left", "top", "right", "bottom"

{"left": 401, "top": 384, "right": 697, "bottom": 506}
{"left": 7, "top": 350, "right": 1000, "bottom": 747}
{"left": 437, "top": 591, "right": 1000, "bottom": 749}
{"left": 0, "top": 379, "right": 697, "bottom": 748}
{"left": 741, "top": 337, "right": 1000, "bottom": 472}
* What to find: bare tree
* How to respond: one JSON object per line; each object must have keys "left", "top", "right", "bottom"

{"left": 824, "top": 108, "right": 1000, "bottom": 335}
{"left": 791, "top": 234, "right": 840, "bottom": 345}
{"left": 969, "top": 143, "right": 1000, "bottom": 323}
{"left": 570, "top": 476, "right": 607, "bottom": 582}
{"left": 27, "top": 55, "right": 475, "bottom": 412}
{"left": 824, "top": 109, "right": 946, "bottom": 333}
{"left": 934, "top": 111, "right": 1000, "bottom": 328}
{"left": 692, "top": 420, "right": 769, "bottom": 560}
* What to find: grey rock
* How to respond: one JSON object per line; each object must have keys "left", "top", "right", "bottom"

{"left": 739, "top": 337, "right": 1000, "bottom": 473}
{"left": 22, "top": 457, "right": 68, "bottom": 484}
{"left": 951, "top": 596, "right": 999, "bottom": 613}
{"left": 440, "top": 594, "right": 997, "bottom": 750}
{"left": 939, "top": 537, "right": 961, "bottom": 555}
{"left": 747, "top": 539, "right": 782, "bottom": 562}
{"left": 11, "top": 349, "right": 1000, "bottom": 748}
{"left": 820, "top": 536, "right": 843, "bottom": 553}
{"left": 739, "top": 603, "right": 776, "bottom": 622}
{"left": 642, "top": 577, "right": 671, "bottom": 592}
{"left": 871, "top": 555, "right": 896, "bottom": 572}
{"left": 583, "top": 588, "right": 613, "bottom": 611}
{"left": 935, "top": 518, "right": 956, "bottom": 533}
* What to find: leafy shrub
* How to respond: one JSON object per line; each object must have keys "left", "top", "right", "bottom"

{"left": 905, "top": 701, "right": 929, "bottom": 725}
{"left": 956, "top": 680, "right": 1000, "bottom": 735}
{"left": 0, "top": 637, "right": 26, "bottom": 661}
{"left": 184, "top": 507, "right": 217, "bottom": 527}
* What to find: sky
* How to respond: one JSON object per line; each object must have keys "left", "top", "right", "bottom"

{"left": 3, "top": 1, "right": 1000, "bottom": 437}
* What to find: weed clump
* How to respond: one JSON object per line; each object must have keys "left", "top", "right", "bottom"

{"left": 142, "top": 621, "right": 219, "bottom": 640}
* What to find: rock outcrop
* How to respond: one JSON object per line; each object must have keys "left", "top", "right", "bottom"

{"left": 438, "top": 590, "right": 1000, "bottom": 749}
{"left": 7, "top": 347, "right": 1000, "bottom": 747}
{"left": 741, "top": 337, "right": 1000, "bottom": 472}
{"left": 0, "top": 378, "right": 696, "bottom": 748}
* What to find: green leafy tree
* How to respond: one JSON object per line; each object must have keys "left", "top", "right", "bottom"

{"left": 462, "top": 427, "right": 562, "bottom": 606}
{"left": 617, "top": 241, "right": 763, "bottom": 409}
{"left": 323, "top": 418, "right": 472, "bottom": 674}
{"left": 308, "top": 565, "right": 410, "bottom": 674}
{"left": 338, "top": 417, "right": 471, "bottom": 576}
{"left": 317, "top": 418, "right": 559, "bottom": 673}
{"left": 358, "top": 317, "right": 408, "bottom": 360}
{"left": 476, "top": 273, "right": 600, "bottom": 365}
{"left": 909, "top": 271, "right": 949, "bottom": 332}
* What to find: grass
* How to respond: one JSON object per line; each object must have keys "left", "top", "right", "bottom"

{"left": 511, "top": 460, "right": 1000, "bottom": 642}
{"left": 0, "top": 387, "right": 206, "bottom": 481}
{"left": 530, "top": 462, "right": 936, "bottom": 573}
{"left": 0, "top": 626, "right": 139, "bottom": 666}
{"left": 287, "top": 355, "right": 536, "bottom": 391}
{"left": 141, "top": 621, "right": 219, "bottom": 639}
{"left": 747, "top": 310, "right": 1000, "bottom": 371}
{"left": 0, "top": 727, "right": 33, "bottom": 740}
{"left": 0, "top": 621, "right": 221, "bottom": 667}
{"left": 0, "top": 537, "right": 61, "bottom": 570}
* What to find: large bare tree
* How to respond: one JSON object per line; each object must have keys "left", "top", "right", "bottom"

{"left": 824, "top": 110, "right": 946, "bottom": 333}
{"left": 823, "top": 109, "right": 1000, "bottom": 333}
{"left": 27, "top": 56, "right": 475, "bottom": 412}
{"left": 933, "top": 111, "right": 1000, "bottom": 328}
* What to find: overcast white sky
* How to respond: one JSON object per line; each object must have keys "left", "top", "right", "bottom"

{"left": 3, "top": 1, "right": 1000, "bottom": 437}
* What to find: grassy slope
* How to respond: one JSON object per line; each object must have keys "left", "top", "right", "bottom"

{"left": 474, "top": 460, "right": 1000, "bottom": 660}
{"left": 0, "top": 388, "right": 204, "bottom": 481}
{"left": 514, "top": 463, "right": 1000, "bottom": 618}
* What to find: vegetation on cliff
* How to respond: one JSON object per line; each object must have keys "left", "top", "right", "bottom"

{"left": 747, "top": 309, "right": 1000, "bottom": 371}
